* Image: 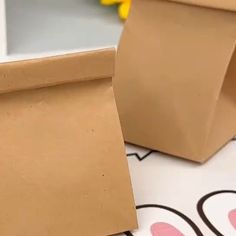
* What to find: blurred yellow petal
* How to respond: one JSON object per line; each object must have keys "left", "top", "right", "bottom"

{"left": 118, "top": 1, "right": 131, "bottom": 20}
{"left": 100, "top": 0, "right": 120, "bottom": 5}
{"left": 100, "top": 0, "right": 131, "bottom": 20}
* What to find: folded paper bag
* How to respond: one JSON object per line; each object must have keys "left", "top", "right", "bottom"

{"left": 114, "top": 0, "right": 236, "bottom": 163}
{"left": 0, "top": 49, "right": 137, "bottom": 236}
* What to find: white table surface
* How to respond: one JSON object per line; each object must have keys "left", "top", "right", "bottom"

{"left": 122, "top": 140, "right": 236, "bottom": 236}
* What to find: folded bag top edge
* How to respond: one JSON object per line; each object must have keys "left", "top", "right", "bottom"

{"left": 167, "top": 0, "right": 236, "bottom": 12}
{"left": 0, "top": 48, "right": 115, "bottom": 95}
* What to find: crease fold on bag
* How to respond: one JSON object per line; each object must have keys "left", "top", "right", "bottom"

{"left": 0, "top": 49, "right": 115, "bottom": 94}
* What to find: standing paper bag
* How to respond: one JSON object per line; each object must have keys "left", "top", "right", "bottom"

{"left": 0, "top": 49, "right": 137, "bottom": 236}
{"left": 114, "top": 0, "right": 236, "bottom": 163}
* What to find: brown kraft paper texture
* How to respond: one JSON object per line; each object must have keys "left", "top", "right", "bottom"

{"left": 114, "top": 0, "right": 236, "bottom": 163}
{"left": 0, "top": 49, "right": 137, "bottom": 236}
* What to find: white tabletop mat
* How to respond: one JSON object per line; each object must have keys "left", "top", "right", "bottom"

{"left": 121, "top": 139, "right": 236, "bottom": 236}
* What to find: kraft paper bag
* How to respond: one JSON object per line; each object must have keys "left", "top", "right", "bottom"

{"left": 114, "top": 0, "right": 236, "bottom": 163}
{"left": 0, "top": 49, "right": 137, "bottom": 236}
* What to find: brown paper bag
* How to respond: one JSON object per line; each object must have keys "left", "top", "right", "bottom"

{"left": 0, "top": 49, "right": 137, "bottom": 236}
{"left": 114, "top": 0, "right": 236, "bottom": 163}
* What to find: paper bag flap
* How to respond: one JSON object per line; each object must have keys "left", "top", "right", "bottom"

{"left": 169, "top": 0, "right": 236, "bottom": 12}
{"left": 0, "top": 48, "right": 115, "bottom": 94}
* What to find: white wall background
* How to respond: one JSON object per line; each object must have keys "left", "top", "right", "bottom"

{"left": 0, "top": 0, "right": 7, "bottom": 56}
{"left": 5, "top": 0, "right": 122, "bottom": 56}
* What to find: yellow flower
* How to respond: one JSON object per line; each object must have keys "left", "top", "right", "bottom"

{"left": 100, "top": 0, "right": 131, "bottom": 20}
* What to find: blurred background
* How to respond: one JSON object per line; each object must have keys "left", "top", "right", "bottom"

{"left": 2, "top": 0, "right": 126, "bottom": 56}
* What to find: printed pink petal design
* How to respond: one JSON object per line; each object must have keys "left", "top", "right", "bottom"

{"left": 151, "top": 222, "right": 184, "bottom": 236}
{"left": 229, "top": 209, "right": 236, "bottom": 230}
